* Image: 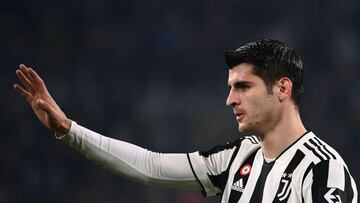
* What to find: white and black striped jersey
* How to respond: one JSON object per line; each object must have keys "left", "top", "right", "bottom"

{"left": 187, "top": 131, "right": 358, "bottom": 202}
{"left": 60, "top": 122, "right": 357, "bottom": 202}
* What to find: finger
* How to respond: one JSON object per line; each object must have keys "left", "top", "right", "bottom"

{"left": 16, "top": 69, "right": 34, "bottom": 94}
{"left": 27, "top": 68, "right": 46, "bottom": 91}
{"left": 20, "top": 64, "right": 28, "bottom": 69}
{"left": 24, "top": 67, "right": 60, "bottom": 108}
{"left": 14, "top": 84, "right": 33, "bottom": 102}
{"left": 19, "top": 64, "right": 34, "bottom": 81}
{"left": 27, "top": 68, "right": 47, "bottom": 91}
{"left": 20, "top": 64, "right": 37, "bottom": 91}
{"left": 27, "top": 68, "right": 57, "bottom": 108}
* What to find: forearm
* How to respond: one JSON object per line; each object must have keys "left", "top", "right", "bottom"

{"left": 59, "top": 121, "right": 201, "bottom": 190}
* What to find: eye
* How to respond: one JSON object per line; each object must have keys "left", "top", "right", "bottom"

{"left": 235, "top": 83, "right": 250, "bottom": 91}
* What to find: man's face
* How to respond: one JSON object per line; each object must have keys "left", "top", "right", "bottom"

{"left": 226, "top": 63, "right": 279, "bottom": 135}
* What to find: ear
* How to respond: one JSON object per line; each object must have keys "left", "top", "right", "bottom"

{"left": 277, "top": 77, "right": 292, "bottom": 102}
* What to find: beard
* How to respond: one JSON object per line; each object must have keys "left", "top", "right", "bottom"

{"left": 237, "top": 105, "right": 276, "bottom": 139}
{"left": 238, "top": 120, "right": 258, "bottom": 133}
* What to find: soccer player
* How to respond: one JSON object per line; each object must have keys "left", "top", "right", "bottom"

{"left": 14, "top": 39, "right": 357, "bottom": 202}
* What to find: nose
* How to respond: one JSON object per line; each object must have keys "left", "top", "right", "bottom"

{"left": 226, "top": 89, "right": 240, "bottom": 107}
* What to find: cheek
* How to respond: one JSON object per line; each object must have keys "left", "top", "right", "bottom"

{"left": 248, "top": 94, "right": 276, "bottom": 119}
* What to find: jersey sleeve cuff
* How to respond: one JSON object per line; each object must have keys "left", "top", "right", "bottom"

{"left": 55, "top": 120, "right": 77, "bottom": 139}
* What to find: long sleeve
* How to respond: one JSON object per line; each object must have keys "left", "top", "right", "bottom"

{"left": 59, "top": 121, "right": 201, "bottom": 190}
{"left": 302, "top": 159, "right": 358, "bottom": 203}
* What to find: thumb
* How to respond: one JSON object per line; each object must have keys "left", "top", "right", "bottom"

{"left": 37, "top": 99, "right": 55, "bottom": 114}
{"left": 36, "top": 99, "right": 71, "bottom": 135}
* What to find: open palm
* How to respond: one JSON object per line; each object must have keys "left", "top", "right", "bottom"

{"left": 14, "top": 64, "right": 71, "bottom": 135}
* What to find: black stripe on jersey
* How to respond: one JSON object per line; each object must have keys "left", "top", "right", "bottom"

{"left": 228, "top": 149, "right": 258, "bottom": 203}
{"left": 250, "top": 160, "right": 275, "bottom": 203}
{"left": 275, "top": 131, "right": 311, "bottom": 162}
{"left": 207, "top": 142, "right": 242, "bottom": 193}
{"left": 302, "top": 162, "right": 314, "bottom": 186}
{"left": 311, "top": 160, "right": 353, "bottom": 203}
{"left": 253, "top": 136, "right": 260, "bottom": 143}
{"left": 309, "top": 139, "right": 331, "bottom": 160}
{"left": 304, "top": 142, "right": 325, "bottom": 161}
{"left": 199, "top": 138, "right": 243, "bottom": 158}
{"left": 311, "top": 160, "right": 330, "bottom": 202}
{"left": 313, "top": 137, "right": 336, "bottom": 159}
{"left": 186, "top": 153, "right": 206, "bottom": 196}
{"left": 343, "top": 167, "right": 354, "bottom": 202}
{"left": 245, "top": 136, "right": 260, "bottom": 144}
{"left": 273, "top": 149, "right": 305, "bottom": 202}
{"left": 301, "top": 162, "right": 315, "bottom": 203}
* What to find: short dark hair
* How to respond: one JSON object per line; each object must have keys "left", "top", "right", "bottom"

{"left": 225, "top": 39, "right": 304, "bottom": 107}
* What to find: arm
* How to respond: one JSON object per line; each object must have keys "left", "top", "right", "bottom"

{"left": 302, "top": 160, "right": 358, "bottom": 203}
{"left": 14, "top": 64, "right": 200, "bottom": 190}
{"left": 61, "top": 121, "right": 200, "bottom": 189}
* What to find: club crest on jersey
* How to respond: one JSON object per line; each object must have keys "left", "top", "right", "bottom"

{"left": 276, "top": 172, "right": 293, "bottom": 201}
{"left": 240, "top": 164, "right": 251, "bottom": 176}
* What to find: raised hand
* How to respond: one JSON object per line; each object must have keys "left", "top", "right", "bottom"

{"left": 14, "top": 64, "right": 71, "bottom": 135}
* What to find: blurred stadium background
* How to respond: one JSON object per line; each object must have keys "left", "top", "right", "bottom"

{"left": 0, "top": 0, "right": 359, "bottom": 202}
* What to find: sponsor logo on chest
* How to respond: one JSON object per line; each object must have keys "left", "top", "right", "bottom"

{"left": 231, "top": 164, "right": 252, "bottom": 193}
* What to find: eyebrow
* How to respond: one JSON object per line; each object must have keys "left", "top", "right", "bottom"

{"left": 228, "top": 80, "right": 253, "bottom": 87}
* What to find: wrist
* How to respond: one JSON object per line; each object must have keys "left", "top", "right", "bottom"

{"left": 56, "top": 118, "right": 72, "bottom": 135}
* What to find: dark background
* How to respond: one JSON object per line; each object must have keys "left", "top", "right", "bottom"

{"left": 1, "top": 0, "right": 359, "bottom": 202}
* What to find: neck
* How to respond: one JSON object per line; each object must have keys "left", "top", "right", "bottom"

{"left": 259, "top": 107, "right": 306, "bottom": 160}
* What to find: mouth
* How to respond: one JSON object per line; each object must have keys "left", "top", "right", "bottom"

{"left": 235, "top": 113, "right": 245, "bottom": 122}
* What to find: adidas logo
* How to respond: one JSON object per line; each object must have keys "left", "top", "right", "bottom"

{"left": 231, "top": 178, "right": 244, "bottom": 192}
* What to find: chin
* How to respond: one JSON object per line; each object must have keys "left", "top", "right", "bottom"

{"left": 238, "top": 124, "right": 247, "bottom": 133}
{"left": 238, "top": 123, "right": 255, "bottom": 134}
